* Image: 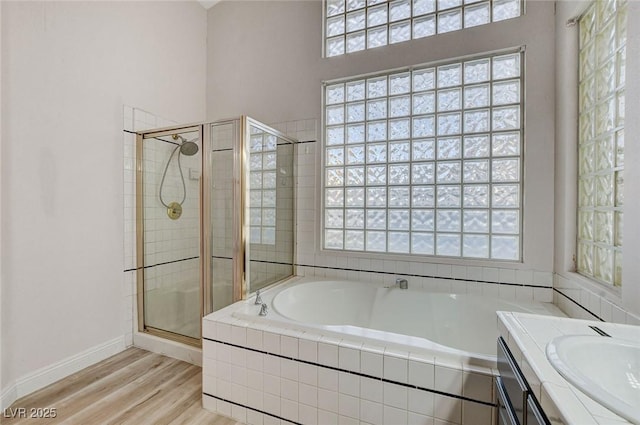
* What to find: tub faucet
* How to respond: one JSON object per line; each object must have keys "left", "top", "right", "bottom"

{"left": 259, "top": 303, "right": 268, "bottom": 316}
{"left": 395, "top": 278, "right": 408, "bottom": 289}
{"left": 254, "top": 290, "right": 263, "bottom": 305}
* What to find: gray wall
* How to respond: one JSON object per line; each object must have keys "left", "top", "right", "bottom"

{"left": 207, "top": 1, "right": 556, "bottom": 274}
{"left": 555, "top": 0, "right": 640, "bottom": 319}
{"left": 1, "top": 0, "right": 206, "bottom": 402}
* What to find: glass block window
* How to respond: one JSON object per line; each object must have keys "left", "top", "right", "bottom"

{"left": 249, "top": 127, "right": 277, "bottom": 245}
{"left": 577, "top": 0, "right": 626, "bottom": 286}
{"left": 325, "top": 0, "right": 523, "bottom": 57}
{"left": 323, "top": 51, "right": 523, "bottom": 259}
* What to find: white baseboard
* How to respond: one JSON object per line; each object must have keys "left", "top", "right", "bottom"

{"left": 0, "top": 336, "right": 125, "bottom": 410}
{"left": 133, "top": 331, "right": 201, "bottom": 366}
{"left": 0, "top": 384, "right": 17, "bottom": 412}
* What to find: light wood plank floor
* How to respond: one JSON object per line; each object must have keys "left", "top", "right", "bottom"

{"left": 3, "top": 348, "right": 243, "bottom": 425}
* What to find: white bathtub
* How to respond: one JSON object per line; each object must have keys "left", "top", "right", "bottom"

{"left": 203, "top": 276, "right": 566, "bottom": 425}
{"left": 232, "top": 277, "right": 564, "bottom": 362}
{"left": 272, "top": 279, "right": 563, "bottom": 357}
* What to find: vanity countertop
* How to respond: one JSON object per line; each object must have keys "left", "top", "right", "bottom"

{"left": 497, "top": 311, "right": 639, "bottom": 425}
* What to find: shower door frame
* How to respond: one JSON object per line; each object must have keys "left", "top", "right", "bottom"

{"left": 136, "top": 123, "right": 209, "bottom": 347}
{"left": 135, "top": 117, "right": 297, "bottom": 347}
{"left": 203, "top": 118, "right": 246, "bottom": 311}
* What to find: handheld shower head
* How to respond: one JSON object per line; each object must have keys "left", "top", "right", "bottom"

{"left": 159, "top": 133, "right": 200, "bottom": 219}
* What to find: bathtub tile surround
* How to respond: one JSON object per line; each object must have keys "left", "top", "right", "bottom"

{"left": 203, "top": 319, "right": 497, "bottom": 425}
{"left": 498, "top": 312, "right": 638, "bottom": 425}
{"left": 296, "top": 259, "right": 554, "bottom": 304}
{"left": 553, "top": 274, "right": 640, "bottom": 326}
{"left": 201, "top": 281, "right": 534, "bottom": 425}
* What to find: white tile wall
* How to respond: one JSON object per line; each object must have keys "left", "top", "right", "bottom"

{"left": 553, "top": 273, "right": 640, "bottom": 325}
{"left": 122, "top": 270, "right": 135, "bottom": 347}
{"left": 141, "top": 132, "right": 200, "bottom": 266}
{"left": 383, "top": 353, "right": 408, "bottom": 384}
{"left": 123, "top": 105, "right": 137, "bottom": 348}
{"left": 435, "top": 365, "right": 462, "bottom": 396}
{"left": 269, "top": 118, "right": 318, "bottom": 143}
{"left": 202, "top": 315, "right": 497, "bottom": 425}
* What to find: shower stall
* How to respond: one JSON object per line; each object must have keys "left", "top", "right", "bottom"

{"left": 135, "top": 117, "right": 297, "bottom": 346}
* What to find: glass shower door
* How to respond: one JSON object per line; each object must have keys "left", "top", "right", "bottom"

{"left": 136, "top": 117, "right": 297, "bottom": 345}
{"left": 206, "top": 117, "right": 297, "bottom": 311}
{"left": 138, "top": 126, "right": 202, "bottom": 341}
{"left": 245, "top": 118, "right": 296, "bottom": 294}
{"left": 207, "top": 120, "right": 239, "bottom": 311}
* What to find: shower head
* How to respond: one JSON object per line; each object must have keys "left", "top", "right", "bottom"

{"left": 180, "top": 141, "right": 199, "bottom": 156}
{"left": 172, "top": 134, "right": 199, "bottom": 156}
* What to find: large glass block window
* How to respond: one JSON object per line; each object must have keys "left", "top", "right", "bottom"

{"left": 323, "top": 51, "right": 523, "bottom": 259}
{"left": 249, "top": 128, "right": 277, "bottom": 245}
{"left": 577, "top": 1, "right": 626, "bottom": 286}
{"left": 325, "top": 0, "right": 523, "bottom": 57}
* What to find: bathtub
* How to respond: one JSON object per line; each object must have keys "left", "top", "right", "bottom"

{"left": 234, "top": 277, "right": 563, "bottom": 362}
{"left": 202, "top": 276, "right": 565, "bottom": 425}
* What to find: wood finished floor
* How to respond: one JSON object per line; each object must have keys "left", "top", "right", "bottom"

{"left": 2, "top": 348, "right": 242, "bottom": 425}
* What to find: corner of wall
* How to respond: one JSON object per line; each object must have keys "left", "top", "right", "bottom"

{"left": 552, "top": 1, "right": 640, "bottom": 326}
{"left": 553, "top": 272, "right": 640, "bottom": 325}
{"left": 0, "top": 384, "right": 17, "bottom": 412}
{"left": 0, "top": 0, "right": 7, "bottom": 408}
{"left": 0, "top": 337, "right": 125, "bottom": 410}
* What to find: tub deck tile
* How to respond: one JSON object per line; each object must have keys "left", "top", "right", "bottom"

{"left": 408, "top": 358, "right": 435, "bottom": 388}
{"left": 298, "top": 338, "right": 318, "bottom": 363}
{"left": 338, "top": 346, "right": 361, "bottom": 372}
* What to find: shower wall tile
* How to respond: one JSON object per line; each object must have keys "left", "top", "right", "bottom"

{"left": 123, "top": 105, "right": 134, "bottom": 132}
{"left": 269, "top": 118, "right": 318, "bottom": 142}
{"left": 123, "top": 129, "right": 136, "bottom": 273}
{"left": 138, "top": 112, "right": 201, "bottom": 271}
{"left": 122, "top": 106, "right": 139, "bottom": 347}
{"left": 295, "top": 138, "right": 318, "bottom": 269}
{"left": 122, "top": 270, "right": 135, "bottom": 347}
{"left": 132, "top": 107, "right": 177, "bottom": 132}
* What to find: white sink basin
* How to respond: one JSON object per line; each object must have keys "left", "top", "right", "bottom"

{"left": 546, "top": 335, "right": 640, "bottom": 424}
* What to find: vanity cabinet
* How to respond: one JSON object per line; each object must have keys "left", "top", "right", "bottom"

{"left": 496, "top": 337, "right": 550, "bottom": 425}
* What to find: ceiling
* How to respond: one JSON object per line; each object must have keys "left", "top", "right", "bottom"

{"left": 197, "top": 0, "right": 220, "bottom": 9}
